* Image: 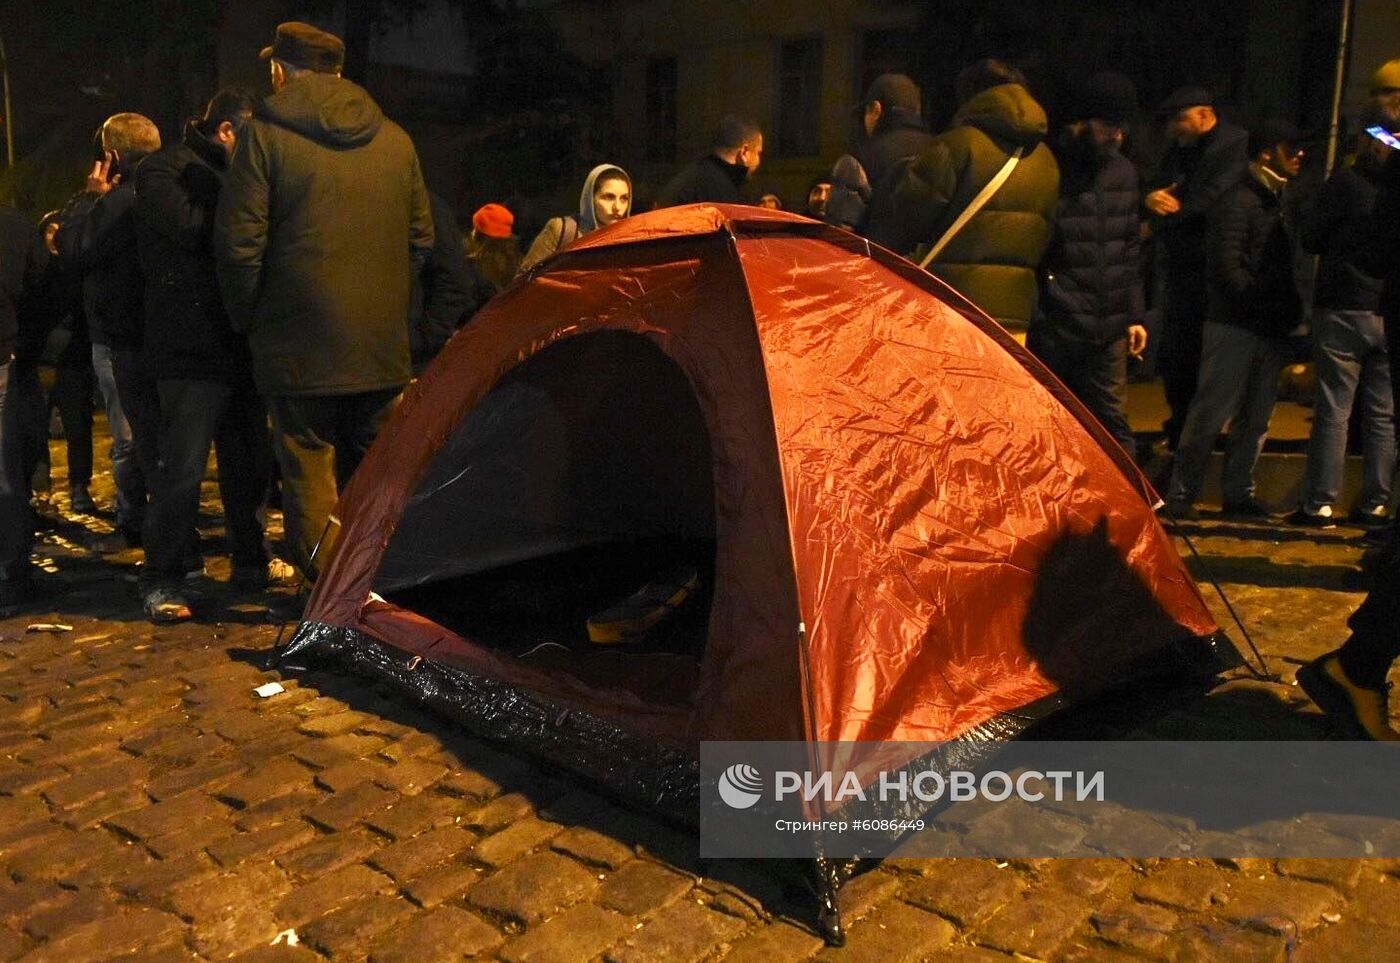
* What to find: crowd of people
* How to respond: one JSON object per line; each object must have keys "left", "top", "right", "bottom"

{"left": 0, "top": 19, "right": 1399, "bottom": 738}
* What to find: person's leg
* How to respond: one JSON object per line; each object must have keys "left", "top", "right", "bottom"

{"left": 92, "top": 343, "right": 143, "bottom": 538}
{"left": 1165, "top": 323, "right": 1251, "bottom": 506}
{"left": 1301, "top": 309, "right": 1362, "bottom": 513}
{"left": 1069, "top": 337, "right": 1136, "bottom": 455}
{"left": 1159, "top": 285, "right": 1205, "bottom": 450}
{"left": 1220, "top": 332, "right": 1286, "bottom": 506}
{"left": 0, "top": 361, "right": 34, "bottom": 605}
{"left": 143, "top": 380, "right": 226, "bottom": 584}
{"left": 111, "top": 348, "right": 160, "bottom": 495}
{"left": 1353, "top": 311, "right": 1395, "bottom": 515}
{"left": 334, "top": 387, "right": 401, "bottom": 488}
{"left": 52, "top": 360, "right": 95, "bottom": 496}
{"left": 1299, "top": 540, "right": 1400, "bottom": 739}
{"left": 266, "top": 394, "right": 338, "bottom": 578}
{"left": 215, "top": 384, "right": 274, "bottom": 573}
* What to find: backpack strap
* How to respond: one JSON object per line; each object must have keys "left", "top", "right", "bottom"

{"left": 558, "top": 216, "right": 580, "bottom": 248}
{"left": 918, "top": 147, "right": 1024, "bottom": 271}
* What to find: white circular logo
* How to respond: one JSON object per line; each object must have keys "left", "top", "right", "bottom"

{"left": 717, "top": 763, "right": 764, "bottom": 809}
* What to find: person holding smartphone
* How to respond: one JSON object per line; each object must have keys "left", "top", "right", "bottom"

{"left": 1290, "top": 108, "right": 1400, "bottom": 529}
{"left": 53, "top": 114, "right": 162, "bottom": 547}
{"left": 1298, "top": 123, "right": 1400, "bottom": 739}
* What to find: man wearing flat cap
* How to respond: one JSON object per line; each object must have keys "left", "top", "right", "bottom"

{"left": 215, "top": 21, "right": 435, "bottom": 579}
{"left": 1145, "top": 86, "right": 1248, "bottom": 451}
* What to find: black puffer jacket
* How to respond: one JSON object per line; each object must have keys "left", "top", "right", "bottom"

{"left": 134, "top": 122, "right": 254, "bottom": 384}
{"left": 1036, "top": 145, "right": 1145, "bottom": 344}
{"left": 1301, "top": 163, "right": 1383, "bottom": 311}
{"left": 54, "top": 184, "right": 145, "bottom": 349}
{"left": 1206, "top": 168, "right": 1300, "bottom": 338}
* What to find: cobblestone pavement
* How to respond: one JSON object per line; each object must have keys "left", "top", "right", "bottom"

{"left": 2, "top": 456, "right": 1399, "bottom": 962}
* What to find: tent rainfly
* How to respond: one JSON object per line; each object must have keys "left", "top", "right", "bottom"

{"left": 281, "top": 204, "right": 1239, "bottom": 943}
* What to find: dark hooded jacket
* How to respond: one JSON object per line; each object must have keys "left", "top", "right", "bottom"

{"left": 54, "top": 183, "right": 145, "bottom": 349}
{"left": 1149, "top": 119, "right": 1249, "bottom": 296}
{"left": 870, "top": 83, "right": 1060, "bottom": 327}
{"left": 856, "top": 107, "right": 934, "bottom": 199}
{"left": 409, "top": 190, "right": 478, "bottom": 371}
{"left": 1036, "top": 135, "right": 1145, "bottom": 344}
{"left": 1206, "top": 166, "right": 1300, "bottom": 338}
{"left": 1301, "top": 161, "right": 1384, "bottom": 311}
{"left": 655, "top": 153, "right": 747, "bottom": 208}
{"left": 0, "top": 207, "right": 37, "bottom": 362}
{"left": 135, "top": 122, "right": 255, "bottom": 384}
{"left": 214, "top": 73, "right": 434, "bottom": 397}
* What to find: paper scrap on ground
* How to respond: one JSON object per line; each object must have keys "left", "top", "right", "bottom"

{"left": 254, "top": 682, "right": 286, "bottom": 698}
{"left": 271, "top": 928, "right": 299, "bottom": 946}
{"left": 25, "top": 623, "right": 73, "bottom": 633}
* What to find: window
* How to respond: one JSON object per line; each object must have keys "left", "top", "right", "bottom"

{"left": 645, "top": 55, "right": 678, "bottom": 163}
{"left": 775, "top": 37, "right": 823, "bottom": 158}
{"left": 857, "top": 29, "right": 914, "bottom": 102}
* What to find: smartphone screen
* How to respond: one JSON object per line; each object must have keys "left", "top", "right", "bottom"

{"left": 1366, "top": 125, "right": 1400, "bottom": 151}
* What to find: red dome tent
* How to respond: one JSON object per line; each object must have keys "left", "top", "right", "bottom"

{"left": 281, "top": 204, "right": 1236, "bottom": 932}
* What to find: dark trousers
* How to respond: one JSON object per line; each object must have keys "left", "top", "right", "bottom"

{"left": 1337, "top": 308, "right": 1400, "bottom": 688}
{"left": 1026, "top": 326, "right": 1136, "bottom": 455}
{"left": 142, "top": 379, "right": 272, "bottom": 585}
{"left": 1158, "top": 283, "right": 1205, "bottom": 450}
{"left": 51, "top": 361, "right": 95, "bottom": 487}
{"left": 111, "top": 347, "right": 160, "bottom": 488}
{"left": 267, "top": 388, "right": 400, "bottom": 576}
{"left": 0, "top": 360, "right": 37, "bottom": 584}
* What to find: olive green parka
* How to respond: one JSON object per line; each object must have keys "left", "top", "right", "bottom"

{"left": 215, "top": 73, "right": 434, "bottom": 396}
{"left": 870, "top": 83, "right": 1059, "bottom": 329}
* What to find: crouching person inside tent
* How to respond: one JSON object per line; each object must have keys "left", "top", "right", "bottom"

{"left": 518, "top": 165, "right": 632, "bottom": 275}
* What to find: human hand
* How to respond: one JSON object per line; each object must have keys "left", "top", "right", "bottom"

{"left": 1144, "top": 187, "right": 1180, "bottom": 216}
{"left": 86, "top": 152, "right": 121, "bottom": 195}
{"left": 1127, "top": 324, "right": 1148, "bottom": 358}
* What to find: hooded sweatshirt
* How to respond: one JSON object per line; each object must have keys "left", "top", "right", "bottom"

{"left": 215, "top": 72, "right": 434, "bottom": 397}
{"left": 519, "top": 164, "right": 632, "bottom": 274}
{"left": 869, "top": 83, "right": 1060, "bottom": 328}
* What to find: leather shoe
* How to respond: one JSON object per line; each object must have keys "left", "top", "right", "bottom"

{"left": 1296, "top": 653, "right": 1400, "bottom": 741}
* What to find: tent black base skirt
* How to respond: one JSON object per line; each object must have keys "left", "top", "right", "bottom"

{"left": 277, "top": 621, "right": 1241, "bottom": 946}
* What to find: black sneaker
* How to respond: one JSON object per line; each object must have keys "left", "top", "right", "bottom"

{"left": 1222, "top": 497, "right": 1275, "bottom": 520}
{"left": 68, "top": 485, "right": 97, "bottom": 514}
{"left": 1286, "top": 505, "right": 1337, "bottom": 529}
{"left": 1158, "top": 500, "right": 1199, "bottom": 522}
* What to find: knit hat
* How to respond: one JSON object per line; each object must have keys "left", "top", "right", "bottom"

{"left": 472, "top": 203, "right": 515, "bottom": 239}
{"left": 1157, "top": 86, "right": 1213, "bottom": 117}
{"left": 1372, "top": 59, "right": 1400, "bottom": 93}
{"left": 1247, "top": 118, "right": 1300, "bottom": 157}
{"left": 260, "top": 22, "right": 345, "bottom": 74}
{"left": 861, "top": 73, "right": 922, "bottom": 113}
{"left": 1072, "top": 72, "right": 1138, "bottom": 125}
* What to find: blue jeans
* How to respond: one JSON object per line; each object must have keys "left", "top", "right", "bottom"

{"left": 92, "top": 343, "right": 145, "bottom": 532}
{"left": 1302, "top": 309, "right": 1395, "bottom": 512}
{"left": 1167, "top": 322, "right": 1288, "bottom": 505}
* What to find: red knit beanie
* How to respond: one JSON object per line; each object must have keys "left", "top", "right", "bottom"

{"left": 472, "top": 203, "right": 515, "bottom": 239}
